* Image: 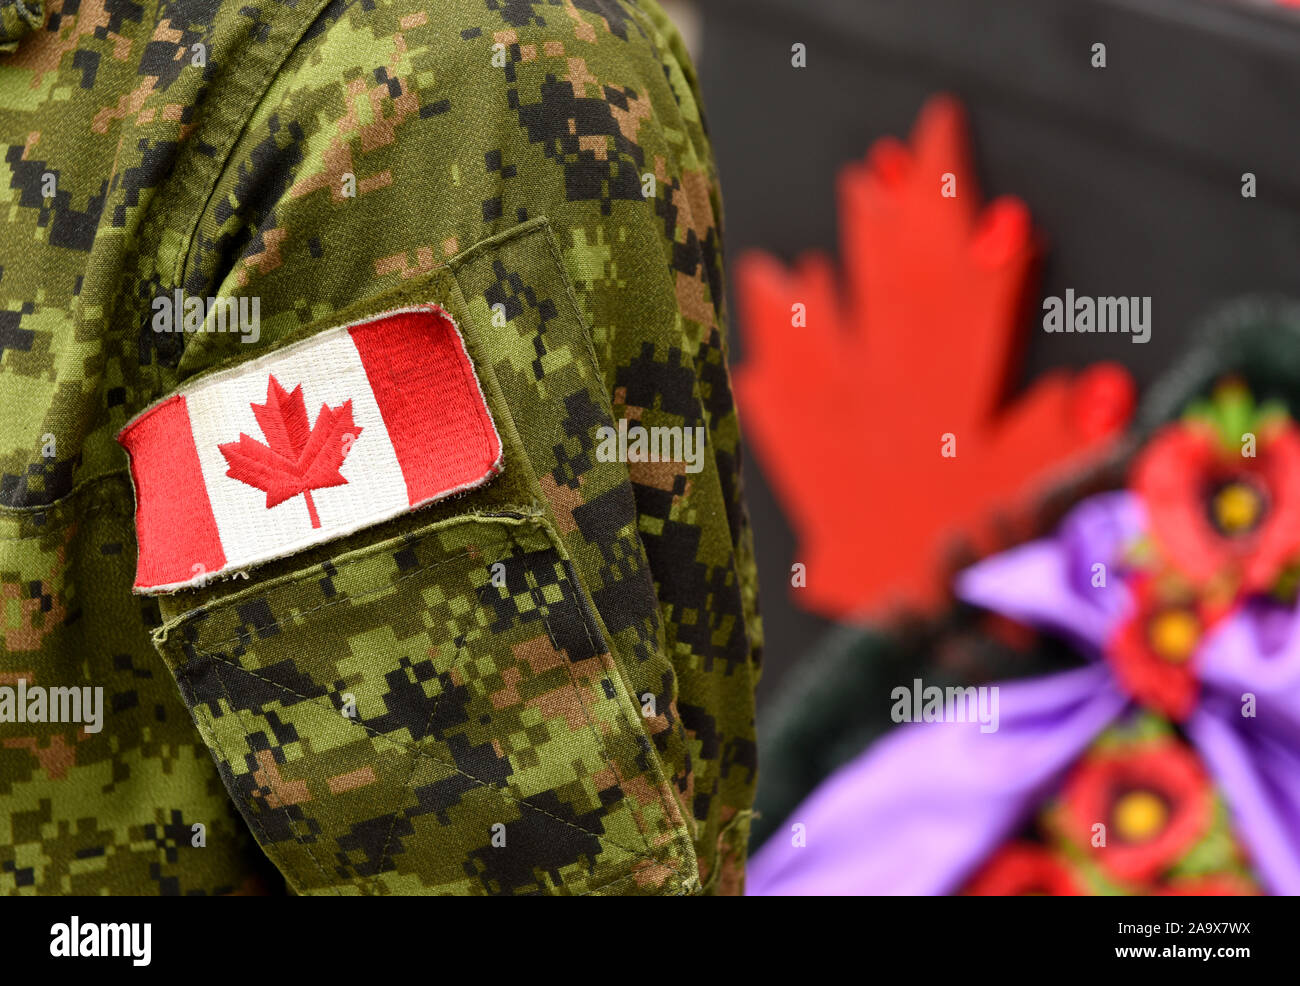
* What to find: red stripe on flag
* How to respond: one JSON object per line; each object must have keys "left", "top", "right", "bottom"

{"left": 120, "top": 395, "right": 226, "bottom": 589}
{"left": 349, "top": 307, "right": 502, "bottom": 505}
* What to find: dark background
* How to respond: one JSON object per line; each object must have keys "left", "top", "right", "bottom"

{"left": 694, "top": 0, "right": 1300, "bottom": 709}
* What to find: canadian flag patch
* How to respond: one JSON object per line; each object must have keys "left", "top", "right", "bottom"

{"left": 119, "top": 305, "right": 503, "bottom": 592}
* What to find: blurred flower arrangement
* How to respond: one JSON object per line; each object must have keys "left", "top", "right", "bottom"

{"left": 956, "top": 382, "right": 1300, "bottom": 894}
{"left": 749, "top": 379, "right": 1300, "bottom": 896}
{"left": 739, "top": 96, "right": 1300, "bottom": 896}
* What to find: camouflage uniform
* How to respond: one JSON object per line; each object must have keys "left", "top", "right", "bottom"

{"left": 0, "top": 0, "right": 761, "bottom": 895}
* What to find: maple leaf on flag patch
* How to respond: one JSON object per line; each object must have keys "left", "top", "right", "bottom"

{"left": 218, "top": 374, "right": 362, "bottom": 529}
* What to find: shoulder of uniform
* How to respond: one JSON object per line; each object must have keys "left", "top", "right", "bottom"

{"left": 281, "top": 0, "right": 673, "bottom": 78}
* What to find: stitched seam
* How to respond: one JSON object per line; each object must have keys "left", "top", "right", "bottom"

{"left": 444, "top": 216, "right": 549, "bottom": 273}
{"left": 181, "top": 538, "right": 509, "bottom": 651}
{"left": 538, "top": 219, "right": 609, "bottom": 384}
{"left": 370, "top": 671, "right": 446, "bottom": 895}
{"left": 0, "top": 504, "right": 129, "bottom": 541}
{"left": 579, "top": 868, "right": 656, "bottom": 897}
{"left": 536, "top": 537, "right": 691, "bottom": 878}
{"left": 538, "top": 602, "right": 675, "bottom": 875}
{"left": 580, "top": 871, "right": 637, "bottom": 896}
{"left": 541, "top": 590, "right": 669, "bottom": 871}
{"left": 510, "top": 227, "right": 598, "bottom": 494}
{"left": 458, "top": 227, "right": 599, "bottom": 515}
{"left": 699, "top": 808, "right": 755, "bottom": 895}
{"left": 171, "top": 0, "right": 335, "bottom": 291}
{"left": 0, "top": 492, "right": 134, "bottom": 537}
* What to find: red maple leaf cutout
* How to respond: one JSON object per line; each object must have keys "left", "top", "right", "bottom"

{"left": 218, "top": 374, "right": 362, "bottom": 529}
{"left": 733, "top": 94, "right": 1135, "bottom": 621}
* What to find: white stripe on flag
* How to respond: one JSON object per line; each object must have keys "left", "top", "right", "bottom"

{"left": 185, "top": 330, "right": 409, "bottom": 569}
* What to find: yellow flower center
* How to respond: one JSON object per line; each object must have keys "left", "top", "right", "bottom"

{"left": 1147, "top": 609, "right": 1199, "bottom": 663}
{"left": 1212, "top": 481, "right": 1262, "bottom": 535}
{"left": 1114, "top": 790, "right": 1168, "bottom": 843}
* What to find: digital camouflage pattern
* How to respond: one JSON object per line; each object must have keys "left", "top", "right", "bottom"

{"left": 0, "top": 0, "right": 761, "bottom": 894}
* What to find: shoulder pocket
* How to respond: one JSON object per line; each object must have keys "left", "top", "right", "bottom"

{"left": 141, "top": 220, "right": 697, "bottom": 895}
{"left": 155, "top": 510, "right": 695, "bottom": 895}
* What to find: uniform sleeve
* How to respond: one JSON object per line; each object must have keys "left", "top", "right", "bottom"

{"left": 139, "top": 0, "right": 761, "bottom": 895}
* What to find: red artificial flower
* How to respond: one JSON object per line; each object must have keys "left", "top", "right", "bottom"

{"left": 965, "top": 843, "right": 1083, "bottom": 896}
{"left": 1151, "top": 875, "right": 1260, "bottom": 896}
{"left": 1059, "top": 740, "right": 1213, "bottom": 884}
{"left": 1104, "top": 577, "right": 1214, "bottom": 721}
{"left": 1133, "top": 389, "right": 1300, "bottom": 595}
